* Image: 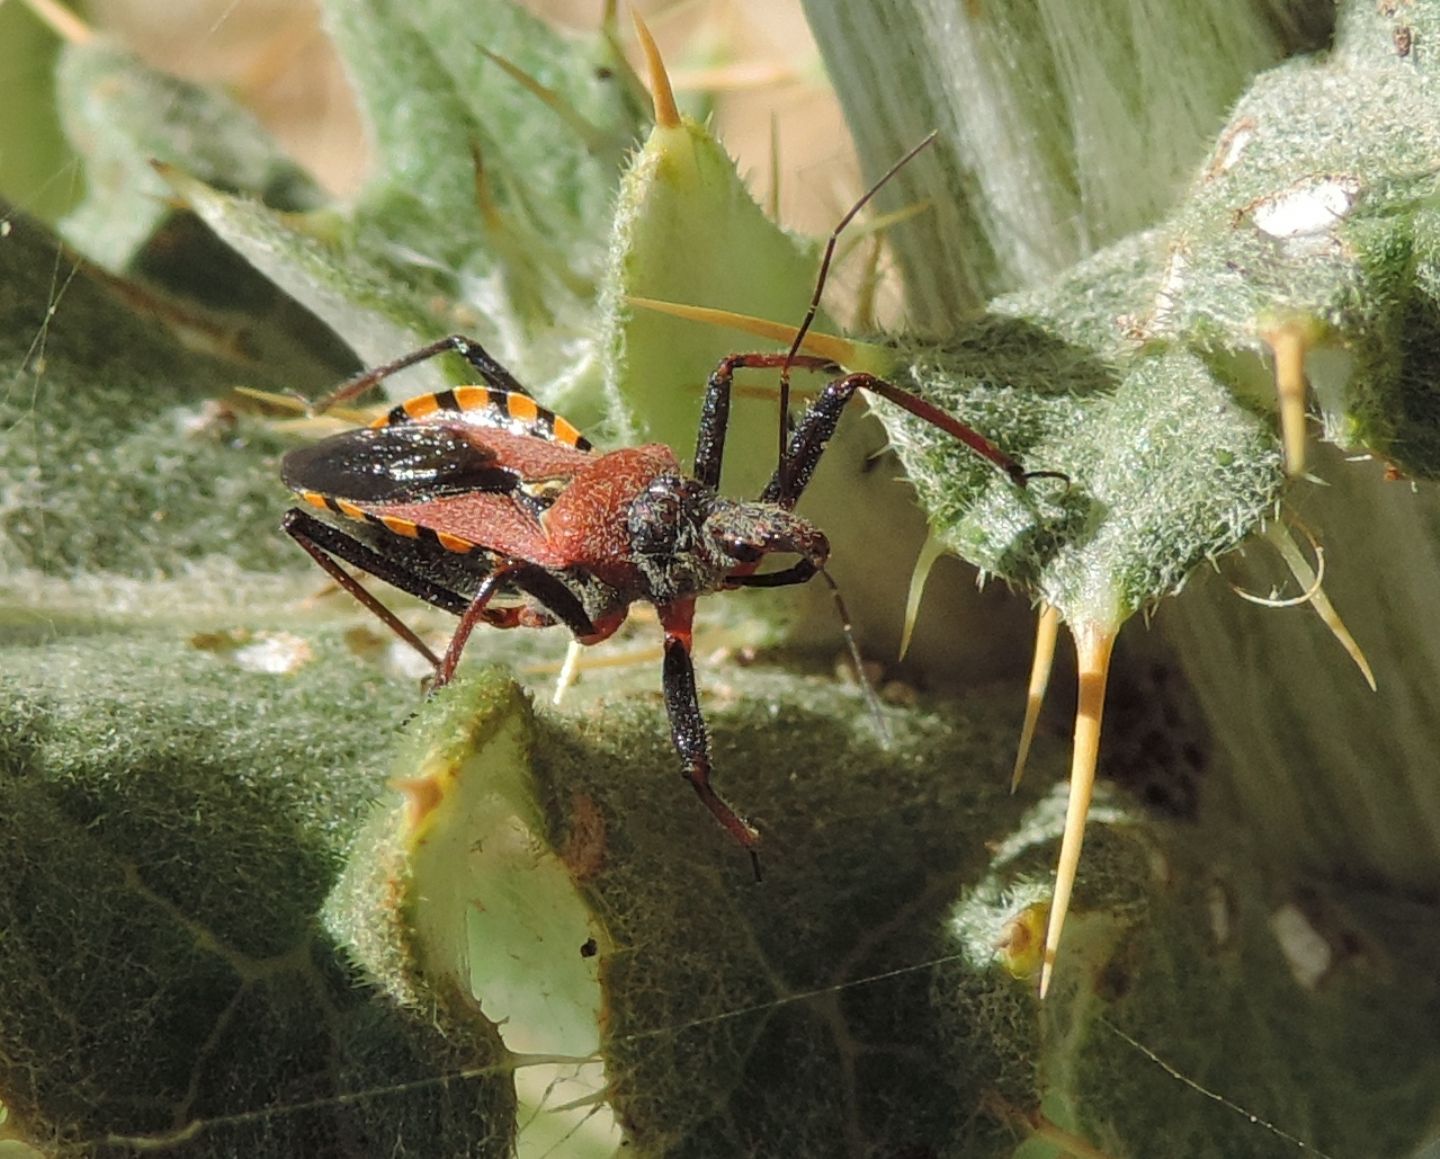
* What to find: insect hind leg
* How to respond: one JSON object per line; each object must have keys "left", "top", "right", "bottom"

{"left": 433, "top": 562, "right": 603, "bottom": 688}
{"left": 282, "top": 508, "right": 466, "bottom": 670}
{"left": 311, "top": 334, "right": 533, "bottom": 414}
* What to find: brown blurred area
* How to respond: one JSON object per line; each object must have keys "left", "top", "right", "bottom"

{"left": 85, "top": 0, "right": 856, "bottom": 240}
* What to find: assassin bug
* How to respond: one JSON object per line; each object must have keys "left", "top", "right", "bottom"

{"left": 280, "top": 141, "right": 1054, "bottom": 869}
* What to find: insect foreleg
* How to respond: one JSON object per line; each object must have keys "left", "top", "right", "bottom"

{"left": 763, "top": 372, "right": 1030, "bottom": 509}
{"left": 693, "top": 353, "right": 838, "bottom": 489}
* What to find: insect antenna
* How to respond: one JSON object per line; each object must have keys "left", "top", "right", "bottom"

{"left": 819, "top": 566, "right": 893, "bottom": 746}
{"left": 775, "top": 131, "right": 940, "bottom": 468}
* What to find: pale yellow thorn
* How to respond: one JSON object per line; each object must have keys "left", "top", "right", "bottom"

{"left": 231, "top": 385, "right": 308, "bottom": 413}
{"left": 1263, "top": 323, "right": 1311, "bottom": 477}
{"left": 1227, "top": 538, "right": 1326, "bottom": 608}
{"left": 898, "top": 534, "right": 946, "bottom": 662}
{"left": 851, "top": 235, "right": 884, "bottom": 334}
{"left": 552, "top": 639, "right": 584, "bottom": 706}
{"left": 479, "top": 49, "right": 609, "bottom": 153}
{"left": 669, "top": 61, "right": 799, "bottom": 93}
{"left": 1039, "top": 620, "right": 1117, "bottom": 999}
{"left": 229, "top": 386, "right": 377, "bottom": 428}
{"left": 18, "top": 0, "right": 93, "bottom": 44}
{"left": 467, "top": 140, "right": 505, "bottom": 232}
{"left": 625, "top": 295, "right": 874, "bottom": 371}
{"left": 843, "top": 199, "right": 934, "bottom": 245}
{"left": 522, "top": 642, "right": 664, "bottom": 677}
{"left": 1267, "top": 521, "right": 1377, "bottom": 690}
{"left": 1011, "top": 603, "right": 1060, "bottom": 792}
{"left": 766, "top": 111, "right": 781, "bottom": 223}
{"left": 630, "top": 7, "right": 681, "bottom": 129}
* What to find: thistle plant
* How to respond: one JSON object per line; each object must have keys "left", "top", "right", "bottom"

{"left": 2, "top": 2, "right": 1439, "bottom": 1156}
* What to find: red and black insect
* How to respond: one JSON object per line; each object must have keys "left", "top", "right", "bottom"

{"left": 281, "top": 330, "right": 1047, "bottom": 868}
{"left": 280, "top": 143, "right": 1054, "bottom": 870}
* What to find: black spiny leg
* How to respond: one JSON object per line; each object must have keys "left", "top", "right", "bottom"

{"left": 282, "top": 508, "right": 466, "bottom": 671}
{"left": 312, "top": 333, "right": 533, "bottom": 414}
{"left": 764, "top": 372, "right": 1038, "bottom": 509}
{"left": 693, "top": 353, "right": 838, "bottom": 489}
{"left": 658, "top": 600, "right": 762, "bottom": 878}
{"left": 697, "top": 358, "right": 1049, "bottom": 507}
{"left": 285, "top": 510, "right": 600, "bottom": 689}
{"left": 434, "top": 564, "right": 518, "bottom": 688}
{"left": 433, "top": 562, "right": 602, "bottom": 688}
{"left": 507, "top": 566, "right": 600, "bottom": 639}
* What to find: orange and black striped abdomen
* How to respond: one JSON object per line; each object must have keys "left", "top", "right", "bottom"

{"left": 292, "top": 488, "right": 485, "bottom": 556}
{"left": 375, "top": 385, "right": 592, "bottom": 451}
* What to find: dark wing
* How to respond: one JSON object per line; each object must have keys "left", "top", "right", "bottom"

{"left": 282, "top": 423, "right": 526, "bottom": 505}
